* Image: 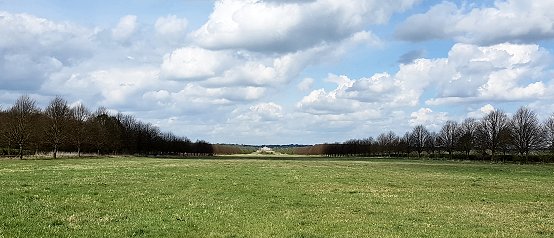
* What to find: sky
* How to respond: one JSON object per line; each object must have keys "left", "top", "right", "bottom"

{"left": 1, "top": 0, "right": 554, "bottom": 145}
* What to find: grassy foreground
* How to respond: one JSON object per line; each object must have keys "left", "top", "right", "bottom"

{"left": 0, "top": 157, "right": 553, "bottom": 237}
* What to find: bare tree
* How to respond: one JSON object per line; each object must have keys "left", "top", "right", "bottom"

{"left": 410, "top": 125, "right": 430, "bottom": 157}
{"left": 425, "top": 131, "right": 438, "bottom": 156}
{"left": 8, "top": 95, "right": 39, "bottom": 159}
{"left": 438, "top": 120, "right": 460, "bottom": 159}
{"left": 510, "top": 107, "right": 544, "bottom": 158}
{"left": 377, "top": 131, "right": 398, "bottom": 157}
{"left": 45, "top": 96, "right": 71, "bottom": 159}
{"left": 545, "top": 114, "right": 554, "bottom": 153}
{"left": 70, "top": 103, "right": 91, "bottom": 157}
{"left": 458, "top": 118, "right": 477, "bottom": 158}
{"left": 0, "top": 108, "right": 12, "bottom": 155}
{"left": 477, "top": 109, "right": 510, "bottom": 160}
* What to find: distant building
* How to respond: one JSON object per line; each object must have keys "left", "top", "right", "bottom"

{"left": 257, "top": 146, "right": 273, "bottom": 153}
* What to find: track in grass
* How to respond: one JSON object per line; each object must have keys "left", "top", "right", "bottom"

{"left": 0, "top": 157, "right": 553, "bottom": 237}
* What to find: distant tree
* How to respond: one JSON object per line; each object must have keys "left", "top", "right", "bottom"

{"left": 510, "top": 107, "right": 544, "bottom": 158}
{"left": 70, "top": 103, "right": 91, "bottom": 157}
{"left": 398, "top": 132, "right": 411, "bottom": 156}
{"left": 409, "top": 125, "right": 430, "bottom": 157}
{"left": 8, "top": 95, "right": 39, "bottom": 159}
{"left": 90, "top": 107, "right": 111, "bottom": 155}
{"left": 438, "top": 121, "right": 460, "bottom": 159}
{"left": 458, "top": 118, "right": 477, "bottom": 158}
{"left": 377, "top": 131, "right": 398, "bottom": 157}
{"left": 361, "top": 137, "right": 374, "bottom": 156}
{"left": 425, "top": 131, "right": 438, "bottom": 156}
{"left": 45, "top": 96, "right": 71, "bottom": 159}
{"left": 477, "top": 110, "right": 510, "bottom": 160}
{"left": 0, "top": 108, "right": 12, "bottom": 155}
{"left": 545, "top": 114, "right": 554, "bottom": 153}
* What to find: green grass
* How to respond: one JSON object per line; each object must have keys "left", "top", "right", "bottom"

{"left": 0, "top": 157, "right": 553, "bottom": 237}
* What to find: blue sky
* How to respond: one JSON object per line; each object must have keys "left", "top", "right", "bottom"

{"left": 1, "top": 0, "right": 554, "bottom": 144}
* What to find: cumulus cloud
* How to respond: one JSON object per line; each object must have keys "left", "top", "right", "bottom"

{"left": 191, "top": 0, "right": 416, "bottom": 52}
{"left": 297, "top": 78, "right": 315, "bottom": 91}
{"left": 297, "top": 42, "right": 552, "bottom": 129}
{"left": 234, "top": 102, "right": 284, "bottom": 122}
{"left": 43, "top": 67, "right": 161, "bottom": 108}
{"left": 396, "top": 1, "right": 554, "bottom": 45}
{"left": 162, "top": 31, "right": 374, "bottom": 89}
{"left": 142, "top": 84, "right": 267, "bottom": 111}
{"left": 0, "top": 11, "right": 94, "bottom": 90}
{"left": 160, "top": 47, "right": 233, "bottom": 80}
{"left": 467, "top": 104, "right": 496, "bottom": 118}
{"left": 155, "top": 15, "right": 188, "bottom": 37}
{"left": 409, "top": 107, "right": 448, "bottom": 129}
{"left": 112, "top": 15, "right": 138, "bottom": 42}
{"left": 304, "top": 43, "right": 552, "bottom": 111}
{"left": 426, "top": 43, "right": 550, "bottom": 105}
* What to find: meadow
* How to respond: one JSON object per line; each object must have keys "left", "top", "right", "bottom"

{"left": 0, "top": 156, "right": 553, "bottom": 237}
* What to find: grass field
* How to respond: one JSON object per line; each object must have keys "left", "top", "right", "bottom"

{"left": 0, "top": 157, "right": 553, "bottom": 237}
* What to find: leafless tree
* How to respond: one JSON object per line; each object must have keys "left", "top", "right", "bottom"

{"left": 45, "top": 96, "right": 71, "bottom": 159}
{"left": 377, "top": 131, "right": 398, "bottom": 156}
{"left": 438, "top": 120, "right": 460, "bottom": 159}
{"left": 8, "top": 95, "right": 39, "bottom": 159}
{"left": 0, "top": 108, "right": 12, "bottom": 155}
{"left": 70, "top": 103, "right": 91, "bottom": 157}
{"left": 410, "top": 125, "right": 430, "bottom": 157}
{"left": 425, "top": 131, "right": 438, "bottom": 156}
{"left": 458, "top": 118, "right": 477, "bottom": 158}
{"left": 510, "top": 107, "right": 544, "bottom": 158}
{"left": 477, "top": 109, "right": 510, "bottom": 160}
{"left": 544, "top": 114, "right": 554, "bottom": 153}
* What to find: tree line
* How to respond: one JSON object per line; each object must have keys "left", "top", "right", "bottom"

{"left": 294, "top": 107, "right": 554, "bottom": 162}
{"left": 0, "top": 95, "right": 222, "bottom": 159}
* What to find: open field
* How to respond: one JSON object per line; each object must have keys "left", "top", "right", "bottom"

{"left": 0, "top": 157, "right": 553, "bottom": 237}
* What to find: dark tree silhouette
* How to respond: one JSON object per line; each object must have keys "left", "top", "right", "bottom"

{"left": 438, "top": 121, "right": 459, "bottom": 159}
{"left": 458, "top": 118, "right": 477, "bottom": 158}
{"left": 510, "top": 107, "right": 544, "bottom": 158}
{"left": 7, "top": 95, "right": 39, "bottom": 159}
{"left": 409, "top": 125, "right": 430, "bottom": 157}
{"left": 477, "top": 110, "right": 510, "bottom": 160}
{"left": 70, "top": 103, "right": 91, "bottom": 157}
{"left": 45, "top": 96, "right": 71, "bottom": 159}
{"left": 545, "top": 114, "right": 554, "bottom": 153}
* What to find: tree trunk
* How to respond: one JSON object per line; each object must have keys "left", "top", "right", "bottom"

{"left": 53, "top": 144, "right": 57, "bottom": 159}
{"left": 19, "top": 143, "right": 23, "bottom": 159}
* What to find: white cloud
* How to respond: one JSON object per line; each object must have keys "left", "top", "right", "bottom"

{"left": 235, "top": 102, "right": 284, "bottom": 122}
{"left": 43, "top": 67, "right": 161, "bottom": 108}
{"left": 467, "top": 104, "right": 496, "bottom": 118}
{"left": 396, "top": 1, "right": 554, "bottom": 44}
{"left": 0, "top": 11, "right": 93, "bottom": 89}
{"left": 308, "top": 43, "right": 551, "bottom": 109}
{"left": 112, "top": 15, "right": 137, "bottom": 42}
{"left": 426, "top": 43, "right": 550, "bottom": 105}
{"left": 162, "top": 31, "right": 373, "bottom": 89}
{"left": 160, "top": 47, "right": 233, "bottom": 80}
{"left": 142, "top": 84, "right": 267, "bottom": 110}
{"left": 297, "top": 78, "right": 315, "bottom": 91}
{"left": 296, "top": 42, "right": 552, "bottom": 137}
{"left": 409, "top": 107, "right": 448, "bottom": 129}
{"left": 191, "top": 0, "right": 415, "bottom": 52}
{"left": 155, "top": 15, "right": 188, "bottom": 37}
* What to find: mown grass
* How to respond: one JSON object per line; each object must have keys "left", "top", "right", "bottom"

{"left": 0, "top": 157, "right": 553, "bottom": 237}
